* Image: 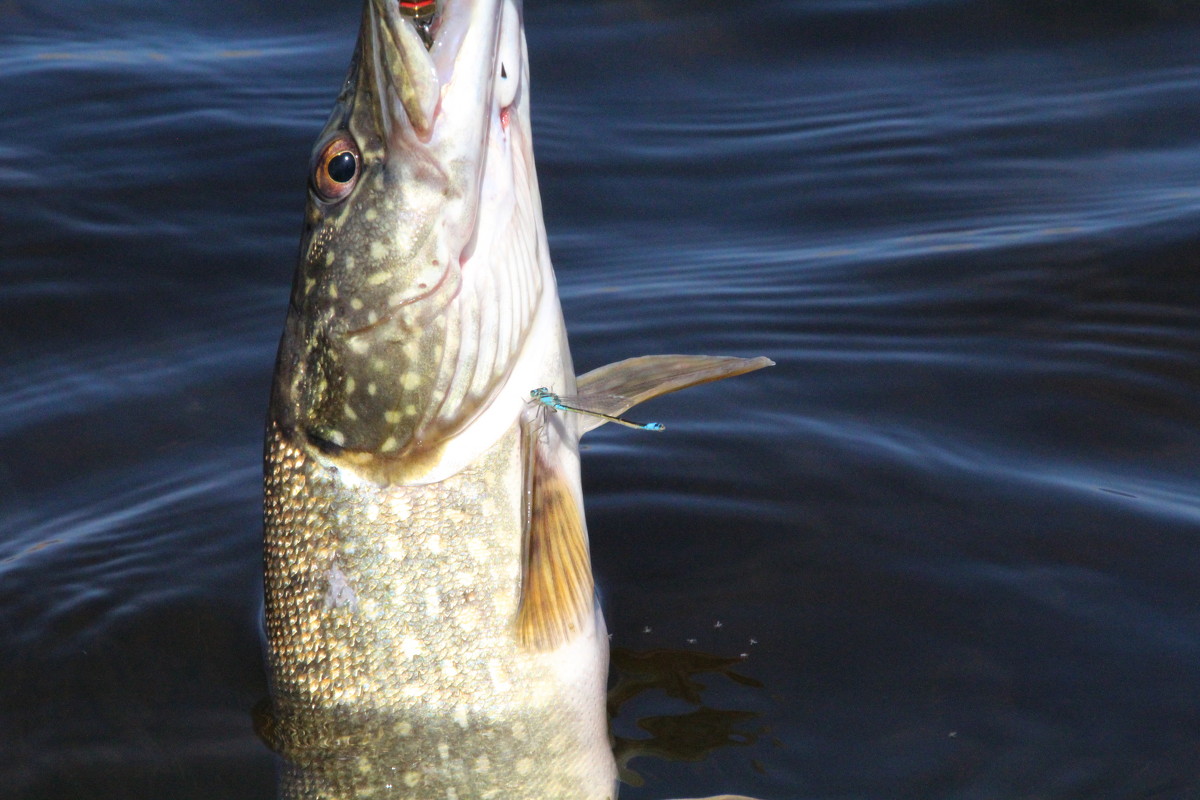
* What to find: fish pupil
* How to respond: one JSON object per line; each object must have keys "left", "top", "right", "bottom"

{"left": 327, "top": 151, "right": 357, "bottom": 184}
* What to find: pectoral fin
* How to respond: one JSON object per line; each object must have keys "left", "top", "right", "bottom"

{"left": 516, "top": 415, "right": 593, "bottom": 651}
{"left": 573, "top": 355, "right": 774, "bottom": 435}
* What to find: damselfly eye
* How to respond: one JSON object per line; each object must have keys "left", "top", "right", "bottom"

{"left": 313, "top": 135, "right": 361, "bottom": 203}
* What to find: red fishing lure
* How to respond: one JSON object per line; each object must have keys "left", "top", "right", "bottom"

{"left": 398, "top": 0, "right": 436, "bottom": 19}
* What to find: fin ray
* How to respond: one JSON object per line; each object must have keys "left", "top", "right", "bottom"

{"left": 516, "top": 416, "right": 593, "bottom": 651}
{"left": 573, "top": 355, "right": 774, "bottom": 434}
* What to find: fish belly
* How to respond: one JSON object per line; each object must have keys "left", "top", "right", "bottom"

{"left": 264, "top": 421, "right": 616, "bottom": 799}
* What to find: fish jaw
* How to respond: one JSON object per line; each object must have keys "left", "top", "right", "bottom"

{"left": 272, "top": 0, "right": 548, "bottom": 483}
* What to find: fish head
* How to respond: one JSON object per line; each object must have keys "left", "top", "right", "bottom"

{"left": 274, "top": 0, "right": 545, "bottom": 481}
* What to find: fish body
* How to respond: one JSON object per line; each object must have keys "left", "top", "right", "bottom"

{"left": 263, "top": 1, "right": 771, "bottom": 797}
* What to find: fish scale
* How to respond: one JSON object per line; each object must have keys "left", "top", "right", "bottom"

{"left": 265, "top": 421, "right": 614, "bottom": 797}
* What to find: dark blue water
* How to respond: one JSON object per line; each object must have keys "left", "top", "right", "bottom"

{"left": 4, "top": 0, "right": 1200, "bottom": 797}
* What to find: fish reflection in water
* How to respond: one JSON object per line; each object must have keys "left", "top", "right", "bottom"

{"left": 256, "top": 645, "right": 768, "bottom": 799}
{"left": 608, "top": 648, "right": 767, "bottom": 790}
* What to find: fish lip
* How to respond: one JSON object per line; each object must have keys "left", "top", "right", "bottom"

{"left": 367, "top": 0, "right": 499, "bottom": 137}
{"left": 352, "top": 0, "right": 496, "bottom": 316}
{"left": 365, "top": 0, "right": 439, "bottom": 137}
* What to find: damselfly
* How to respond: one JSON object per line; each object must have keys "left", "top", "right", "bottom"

{"left": 530, "top": 388, "right": 665, "bottom": 432}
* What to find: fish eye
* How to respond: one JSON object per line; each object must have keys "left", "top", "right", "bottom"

{"left": 313, "top": 135, "right": 361, "bottom": 203}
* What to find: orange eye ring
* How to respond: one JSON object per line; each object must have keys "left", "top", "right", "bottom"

{"left": 312, "top": 134, "right": 361, "bottom": 203}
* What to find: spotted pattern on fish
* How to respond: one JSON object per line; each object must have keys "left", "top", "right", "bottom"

{"left": 265, "top": 420, "right": 614, "bottom": 798}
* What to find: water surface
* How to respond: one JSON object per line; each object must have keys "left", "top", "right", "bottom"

{"left": 3, "top": 0, "right": 1200, "bottom": 798}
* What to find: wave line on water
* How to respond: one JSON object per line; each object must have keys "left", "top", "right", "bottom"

{"left": 0, "top": 457, "right": 258, "bottom": 558}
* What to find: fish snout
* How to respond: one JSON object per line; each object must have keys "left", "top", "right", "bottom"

{"left": 364, "top": 0, "right": 503, "bottom": 141}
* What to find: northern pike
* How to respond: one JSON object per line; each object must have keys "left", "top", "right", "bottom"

{"left": 262, "top": 1, "right": 772, "bottom": 797}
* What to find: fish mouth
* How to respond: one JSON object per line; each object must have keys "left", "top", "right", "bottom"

{"left": 306, "top": 0, "right": 503, "bottom": 353}
{"left": 345, "top": 0, "right": 503, "bottom": 321}
{"left": 366, "top": 0, "right": 502, "bottom": 142}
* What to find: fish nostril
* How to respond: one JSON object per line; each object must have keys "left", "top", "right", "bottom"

{"left": 496, "top": 0, "right": 521, "bottom": 108}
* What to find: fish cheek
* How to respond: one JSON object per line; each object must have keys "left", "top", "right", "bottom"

{"left": 298, "top": 325, "right": 441, "bottom": 459}
{"left": 297, "top": 330, "right": 349, "bottom": 450}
